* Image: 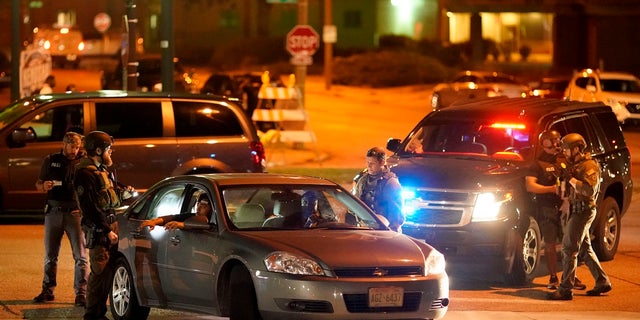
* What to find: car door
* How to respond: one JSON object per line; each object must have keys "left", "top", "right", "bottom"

{"left": 4, "top": 102, "right": 84, "bottom": 211}
{"left": 128, "top": 183, "right": 184, "bottom": 304}
{"left": 161, "top": 185, "right": 218, "bottom": 307}
{"left": 92, "top": 100, "right": 176, "bottom": 191}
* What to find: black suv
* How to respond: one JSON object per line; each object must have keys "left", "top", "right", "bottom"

{"left": 386, "top": 97, "right": 632, "bottom": 284}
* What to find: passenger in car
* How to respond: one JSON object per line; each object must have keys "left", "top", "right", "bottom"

{"left": 140, "top": 193, "right": 212, "bottom": 231}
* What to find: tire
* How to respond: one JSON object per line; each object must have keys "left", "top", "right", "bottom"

{"left": 506, "top": 216, "right": 541, "bottom": 285}
{"left": 229, "top": 265, "right": 261, "bottom": 320}
{"left": 110, "top": 257, "right": 150, "bottom": 320}
{"left": 593, "top": 197, "right": 620, "bottom": 261}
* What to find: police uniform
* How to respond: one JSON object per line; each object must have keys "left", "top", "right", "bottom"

{"left": 353, "top": 167, "right": 404, "bottom": 231}
{"left": 74, "top": 156, "right": 123, "bottom": 319}
{"left": 527, "top": 151, "right": 564, "bottom": 244}
{"left": 557, "top": 153, "right": 611, "bottom": 297}
{"left": 36, "top": 150, "right": 88, "bottom": 301}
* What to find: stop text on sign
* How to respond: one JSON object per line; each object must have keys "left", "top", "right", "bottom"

{"left": 286, "top": 25, "right": 319, "bottom": 56}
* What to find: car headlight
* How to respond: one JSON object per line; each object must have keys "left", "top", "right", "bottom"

{"left": 471, "top": 191, "right": 512, "bottom": 222}
{"left": 264, "top": 251, "right": 326, "bottom": 276}
{"left": 425, "top": 251, "right": 446, "bottom": 276}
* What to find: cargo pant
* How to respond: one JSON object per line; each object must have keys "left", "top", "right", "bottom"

{"left": 558, "top": 204, "right": 610, "bottom": 294}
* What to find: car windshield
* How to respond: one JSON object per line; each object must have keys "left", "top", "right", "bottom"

{"left": 399, "top": 119, "right": 532, "bottom": 160}
{"left": 0, "top": 98, "right": 40, "bottom": 128}
{"left": 222, "top": 185, "right": 386, "bottom": 230}
{"left": 600, "top": 78, "right": 640, "bottom": 93}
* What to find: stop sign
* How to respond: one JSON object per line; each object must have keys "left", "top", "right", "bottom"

{"left": 286, "top": 25, "right": 319, "bottom": 56}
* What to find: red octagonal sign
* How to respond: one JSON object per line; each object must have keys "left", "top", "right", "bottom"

{"left": 286, "top": 25, "right": 319, "bottom": 56}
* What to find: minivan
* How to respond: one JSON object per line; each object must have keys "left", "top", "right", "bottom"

{"left": 0, "top": 91, "right": 266, "bottom": 216}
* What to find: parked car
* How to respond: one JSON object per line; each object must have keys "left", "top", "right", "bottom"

{"left": 430, "top": 71, "right": 529, "bottom": 111}
{"left": 110, "top": 173, "right": 450, "bottom": 320}
{"left": 0, "top": 91, "right": 266, "bottom": 216}
{"left": 528, "top": 76, "right": 570, "bottom": 99}
{"left": 101, "top": 55, "right": 197, "bottom": 93}
{"left": 564, "top": 68, "right": 640, "bottom": 123}
{"left": 385, "top": 97, "right": 632, "bottom": 284}
{"left": 32, "top": 27, "right": 84, "bottom": 69}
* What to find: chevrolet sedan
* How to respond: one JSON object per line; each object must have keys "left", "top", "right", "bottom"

{"left": 110, "top": 173, "right": 449, "bottom": 320}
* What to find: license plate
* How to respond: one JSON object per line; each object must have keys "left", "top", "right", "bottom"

{"left": 368, "top": 286, "right": 404, "bottom": 307}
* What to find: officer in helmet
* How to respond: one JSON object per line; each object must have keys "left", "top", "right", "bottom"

{"left": 548, "top": 133, "right": 611, "bottom": 300}
{"left": 525, "top": 130, "right": 585, "bottom": 291}
{"left": 73, "top": 131, "right": 135, "bottom": 319}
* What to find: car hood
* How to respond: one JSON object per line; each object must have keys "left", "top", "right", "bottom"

{"left": 390, "top": 155, "right": 526, "bottom": 190}
{"left": 239, "top": 230, "right": 432, "bottom": 268}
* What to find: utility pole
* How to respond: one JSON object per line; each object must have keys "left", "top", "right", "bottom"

{"left": 296, "top": 0, "right": 308, "bottom": 106}
{"left": 10, "top": 0, "right": 20, "bottom": 101}
{"left": 323, "top": 0, "right": 333, "bottom": 90}
{"left": 160, "top": 0, "right": 174, "bottom": 92}
{"left": 125, "top": 0, "right": 138, "bottom": 91}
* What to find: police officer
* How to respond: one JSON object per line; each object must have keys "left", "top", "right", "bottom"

{"left": 33, "top": 132, "right": 88, "bottom": 307}
{"left": 353, "top": 147, "right": 404, "bottom": 232}
{"left": 548, "top": 133, "right": 612, "bottom": 300}
{"left": 74, "top": 131, "right": 133, "bottom": 320}
{"left": 525, "top": 130, "right": 585, "bottom": 291}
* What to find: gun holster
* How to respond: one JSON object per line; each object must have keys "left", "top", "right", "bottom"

{"left": 82, "top": 224, "right": 98, "bottom": 249}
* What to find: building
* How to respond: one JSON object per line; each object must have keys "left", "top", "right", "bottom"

{"left": 2, "top": 0, "right": 639, "bottom": 74}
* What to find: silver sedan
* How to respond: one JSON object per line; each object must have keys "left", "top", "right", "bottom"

{"left": 111, "top": 173, "right": 449, "bottom": 320}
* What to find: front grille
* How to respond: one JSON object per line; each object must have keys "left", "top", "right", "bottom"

{"left": 334, "top": 266, "right": 423, "bottom": 278}
{"left": 408, "top": 208, "right": 464, "bottom": 225}
{"left": 343, "top": 292, "right": 422, "bottom": 313}
{"left": 405, "top": 188, "right": 476, "bottom": 226}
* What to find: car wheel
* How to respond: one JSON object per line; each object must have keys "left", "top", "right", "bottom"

{"left": 521, "top": 217, "right": 541, "bottom": 278}
{"left": 593, "top": 197, "right": 620, "bottom": 261}
{"left": 229, "top": 265, "right": 261, "bottom": 320}
{"left": 110, "top": 257, "right": 150, "bottom": 320}
{"left": 505, "top": 216, "right": 540, "bottom": 285}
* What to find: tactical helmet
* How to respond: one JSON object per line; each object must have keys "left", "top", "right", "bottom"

{"left": 84, "top": 131, "right": 113, "bottom": 156}
{"left": 538, "top": 130, "right": 561, "bottom": 145}
{"left": 560, "top": 133, "right": 587, "bottom": 152}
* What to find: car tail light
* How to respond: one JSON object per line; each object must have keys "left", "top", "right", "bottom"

{"left": 78, "top": 41, "right": 85, "bottom": 51}
{"left": 251, "top": 141, "right": 266, "bottom": 168}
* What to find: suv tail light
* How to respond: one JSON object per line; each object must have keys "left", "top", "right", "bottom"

{"left": 251, "top": 141, "right": 266, "bottom": 168}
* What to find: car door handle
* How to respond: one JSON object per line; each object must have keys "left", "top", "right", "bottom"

{"left": 170, "top": 235, "right": 181, "bottom": 246}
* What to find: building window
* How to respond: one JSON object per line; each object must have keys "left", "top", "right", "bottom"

{"left": 54, "top": 11, "right": 76, "bottom": 28}
{"left": 344, "top": 10, "right": 362, "bottom": 28}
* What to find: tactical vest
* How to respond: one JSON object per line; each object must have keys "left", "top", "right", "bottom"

{"left": 76, "top": 158, "right": 121, "bottom": 210}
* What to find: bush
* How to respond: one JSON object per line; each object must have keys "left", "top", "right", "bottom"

{"left": 332, "top": 50, "right": 450, "bottom": 87}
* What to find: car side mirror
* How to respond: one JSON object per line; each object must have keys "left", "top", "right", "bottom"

{"left": 386, "top": 138, "right": 402, "bottom": 153}
{"left": 586, "top": 84, "right": 596, "bottom": 93}
{"left": 10, "top": 127, "right": 37, "bottom": 147}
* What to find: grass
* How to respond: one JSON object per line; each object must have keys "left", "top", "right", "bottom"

{"left": 267, "top": 167, "right": 361, "bottom": 188}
